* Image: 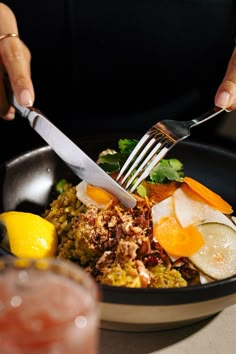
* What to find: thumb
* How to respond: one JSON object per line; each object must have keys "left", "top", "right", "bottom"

{"left": 215, "top": 47, "right": 236, "bottom": 110}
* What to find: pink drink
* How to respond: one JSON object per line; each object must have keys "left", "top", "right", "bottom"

{"left": 0, "top": 258, "right": 100, "bottom": 354}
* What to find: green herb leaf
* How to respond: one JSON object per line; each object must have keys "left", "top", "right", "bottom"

{"left": 56, "top": 179, "right": 67, "bottom": 194}
{"left": 149, "top": 159, "right": 184, "bottom": 184}
{"left": 97, "top": 139, "right": 138, "bottom": 174}
{"left": 98, "top": 152, "right": 126, "bottom": 173}
{"left": 118, "top": 139, "right": 138, "bottom": 154}
{"left": 136, "top": 184, "right": 147, "bottom": 197}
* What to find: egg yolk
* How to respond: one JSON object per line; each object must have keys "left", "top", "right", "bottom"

{"left": 153, "top": 216, "right": 205, "bottom": 257}
{"left": 86, "top": 184, "right": 118, "bottom": 205}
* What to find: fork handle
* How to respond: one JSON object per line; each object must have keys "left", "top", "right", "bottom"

{"left": 189, "top": 107, "right": 228, "bottom": 128}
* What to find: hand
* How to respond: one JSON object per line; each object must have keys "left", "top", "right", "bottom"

{"left": 215, "top": 46, "right": 236, "bottom": 110}
{"left": 0, "top": 3, "right": 34, "bottom": 120}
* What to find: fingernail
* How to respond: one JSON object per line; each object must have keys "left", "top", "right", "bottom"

{"left": 19, "top": 89, "right": 33, "bottom": 107}
{"left": 5, "top": 112, "right": 15, "bottom": 120}
{"left": 216, "top": 91, "right": 230, "bottom": 108}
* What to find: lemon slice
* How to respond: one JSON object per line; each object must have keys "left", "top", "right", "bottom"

{"left": 0, "top": 211, "right": 57, "bottom": 258}
{"left": 189, "top": 222, "right": 236, "bottom": 280}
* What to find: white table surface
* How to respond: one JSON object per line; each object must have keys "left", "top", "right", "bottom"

{"left": 99, "top": 304, "right": 236, "bottom": 354}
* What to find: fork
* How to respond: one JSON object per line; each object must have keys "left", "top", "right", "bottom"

{"left": 116, "top": 107, "right": 229, "bottom": 193}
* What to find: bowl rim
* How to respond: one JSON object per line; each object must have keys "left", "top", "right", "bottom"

{"left": 101, "top": 274, "right": 236, "bottom": 305}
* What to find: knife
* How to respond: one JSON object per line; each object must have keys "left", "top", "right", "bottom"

{"left": 7, "top": 94, "right": 136, "bottom": 208}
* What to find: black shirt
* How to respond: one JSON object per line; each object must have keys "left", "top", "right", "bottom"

{"left": 3, "top": 0, "right": 236, "bottom": 139}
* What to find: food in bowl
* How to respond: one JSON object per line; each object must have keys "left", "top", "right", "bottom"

{"left": 1, "top": 138, "right": 236, "bottom": 289}
{"left": 43, "top": 139, "right": 236, "bottom": 287}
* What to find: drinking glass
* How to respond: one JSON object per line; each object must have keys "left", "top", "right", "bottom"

{"left": 0, "top": 256, "right": 100, "bottom": 354}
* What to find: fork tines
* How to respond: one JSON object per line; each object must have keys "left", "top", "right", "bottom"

{"left": 116, "top": 107, "right": 227, "bottom": 194}
{"left": 116, "top": 127, "right": 175, "bottom": 193}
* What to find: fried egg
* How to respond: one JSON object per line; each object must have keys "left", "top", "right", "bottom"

{"left": 75, "top": 180, "right": 117, "bottom": 209}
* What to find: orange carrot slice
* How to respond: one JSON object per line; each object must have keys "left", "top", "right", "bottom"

{"left": 183, "top": 177, "right": 233, "bottom": 215}
{"left": 153, "top": 216, "right": 205, "bottom": 257}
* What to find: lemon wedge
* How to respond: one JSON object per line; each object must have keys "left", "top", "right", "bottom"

{"left": 0, "top": 211, "right": 57, "bottom": 258}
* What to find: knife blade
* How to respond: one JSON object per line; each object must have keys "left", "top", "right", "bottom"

{"left": 10, "top": 96, "right": 137, "bottom": 208}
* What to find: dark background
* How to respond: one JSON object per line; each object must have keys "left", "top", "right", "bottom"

{"left": 1, "top": 0, "right": 236, "bottom": 164}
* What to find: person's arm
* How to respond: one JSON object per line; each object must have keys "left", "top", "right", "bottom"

{"left": 215, "top": 46, "right": 236, "bottom": 110}
{"left": 0, "top": 2, "right": 34, "bottom": 120}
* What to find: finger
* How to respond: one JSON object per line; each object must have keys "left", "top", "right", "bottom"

{"left": 227, "top": 101, "right": 236, "bottom": 111}
{"left": 0, "top": 38, "right": 34, "bottom": 106}
{"left": 0, "top": 70, "right": 15, "bottom": 119}
{"left": 0, "top": 3, "right": 18, "bottom": 34}
{"left": 0, "top": 3, "right": 34, "bottom": 108}
{"left": 215, "top": 47, "right": 236, "bottom": 109}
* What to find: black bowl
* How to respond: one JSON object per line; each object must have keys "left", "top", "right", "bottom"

{"left": 1, "top": 134, "right": 236, "bottom": 331}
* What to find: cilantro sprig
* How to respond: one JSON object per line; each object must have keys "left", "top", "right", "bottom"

{"left": 149, "top": 158, "right": 184, "bottom": 184}
{"left": 98, "top": 138, "right": 184, "bottom": 185}
{"left": 97, "top": 139, "right": 138, "bottom": 173}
